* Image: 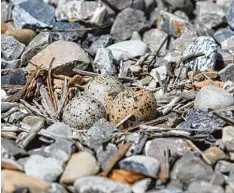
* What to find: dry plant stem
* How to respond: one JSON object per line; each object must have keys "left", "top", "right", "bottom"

{"left": 212, "top": 111, "right": 234, "bottom": 126}
{"left": 177, "top": 101, "right": 194, "bottom": 111}
{"left": 161, "top": 96, "right": 181, "bottom": 115}
{"left": 1, "top": 107, "right": 18, "bottom": 119}
{"left": 32, "top": 99, "right": 49, "bottom": 117}
{"left": 99, "top": 142, "right": 133, "bottom": 177}
{"left": 155, "top": 70, "right": 164, "bottom": 93}
{"left": 155, "top": 34, "right": 169, "bottom": 56}
{"left": 159, "top": 149, "right": 170, "bottom": 183}
{"left": 186, "top": 140, "right": 211, "bottom": 165}
{"left": 212, "top": 105, "right": 234, "bottom": 113}
{"left": 115, "top": 114, "right": 133, "bottom": 128}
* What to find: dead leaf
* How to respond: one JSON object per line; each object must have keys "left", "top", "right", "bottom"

{"left": 194, "top": 80, "right": 224, "bottom": 88}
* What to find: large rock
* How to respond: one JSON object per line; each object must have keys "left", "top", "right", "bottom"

{"left": 26, "top": 40, "right": 90, "bottom": 75}
{"left": 12, "top": 0, "right": 55, "bottom": 29}
{"left": 194, "top": 86, "right": 234, "bottom": 111}
{"left": 110, "top": 8, "right": 149, "bottom": 41}
{"left": 226, "top": 0, "right": 234, "bottom": 29}
{"left": 107, "top": 40, "right": 147, "bottom": 61}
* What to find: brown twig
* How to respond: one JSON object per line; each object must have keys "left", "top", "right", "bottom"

{"left": 115, "top": 114, "right": 133, "bottom": 128}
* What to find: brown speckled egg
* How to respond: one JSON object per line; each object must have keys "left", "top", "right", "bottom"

{"left": 108, "top": 87, "right": 157, "bottom": 127}
{"left": 62, "top": 96, "right": 106, "bottom": 130}
{"left": 83, "top": 75, "right": 124, "bottom": 109}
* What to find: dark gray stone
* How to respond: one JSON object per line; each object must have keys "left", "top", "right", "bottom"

{"left": 1, "top": 68, "right": 27, "bottom": 85}
{"left": 110, "top": 8, "right": 149, "bottom": 41}
{"left": 219, "top": 64, "right": 234, "bottom": 82}
{"left": 226, "top": 0, "right": 234, "bottom": 30}
{"left": 215, "top": 160, "right": 234, "bottom": 174}
{"left": 50, "top": 22, "right": 85, "bottom": 42}
{"left": 103, "top": 0, "right": 145, "bottom": 11}
{"left": 1, "top": 59, "right": 21, "bottom": 69}
{"left": 43, "top": 183, "right": 69, "bottom": 193}
{"left": 187, "top": 181, "right": 224, "bottom": 193}
{"left": 1, "top": 1, "right": 12, "bottom": 22}
{"left": 213, "top": 27, "right": 234, "bottom": 44}
{"left": 12, "top": 0, "right": 55, "bottom": 29}
{"left": 1, "top": 35, "right": 25, "bottom": 61}
{"left": 162, "top": 0, "right": 193, "bottom": 15}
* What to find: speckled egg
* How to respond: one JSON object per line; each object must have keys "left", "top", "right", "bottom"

{"left": 108, "top": 87, "right": 158, "bottom": 127}
{"left": 62, "top": 96, "right": 106, "bottom": 130}
{"left": 83, "top": 75, "right": 124, "bottom": 109}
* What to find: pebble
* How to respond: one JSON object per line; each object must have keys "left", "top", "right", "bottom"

{"left": 74, "top": 176, "right": 132, "bottom": 193}
{"left": 174, "top": 10, "right": 189, "bottom": 21}
{"left": 93, "top": 48, "right": 117, "bottom": 75}
{"left": 227, "top": 171, "right": 234, "bottom": 189}
{"left": 146, "top": 187, "right": 184, "bottom": 193}
{"left": 103, "top": 0, "right": 145, "bottom": 11}
{"left": 194, "top": 86, "right": 234, "bottom": 111}
{"left": 182, "top": 36, "right": 218, "bottom": 71}
{"left": 1, "top": 59, "right": 20, "bottom": 69}
{"left": 203, "top": 147, "right": 227, "bottom": 165}
{"left": 131, "top": 31, "right": 142, "bottom": 40}
{"left": 60, "top": 152, "right": 100, "bottom": 184}
{"left": 12, "top": 0, "right": 55, "bottom": 29}
{"left": 43, "top": 183, "right": 69, "bottom": 193}
{"left": 108, "top": 40, "right": 147, "bottom": 61}
{"left": 215, "top": 160, "right": 234, "bottom": 174}
{"left": 26, "top": 40, "right": 90, "bottom": 76}
{"left": 144, "top": 138, "right": 190, "bottom": 163}
{"left": 110, "top": 8, "right": 149, "bottom": 41}
{"left": 143, "top": 29, "right": 167, "bottom": 53}
{"left": 150, "top": 66, "right": 168, "bottom": 83}
{"left": 119, "top": 155, "right": 160, "bottom": 178}
{"left": 226, "top": 0, "right": 234, "bottom": 29}
{"left": 1, "top": 35, "right": 25, "bottom": 61}
{"left": 196, "top": 1, "right": 226, "bottom": 29}
{"left": 221, "top": 36, "right": 234, "bottom": 54}
{"left": 24, "top": 155, "right": 63, "bottom": 182}
{"left": 213, "top": 27, "right": 234, "bottom": 45}
{"left": 132, "top": 178, "right": 152, "bottom": 193}
{"left": 187, "top": 181, "right": 224, "bottom": 193}
{"left": 1, "top": 1, "right": 12, "bottom": 22}
{"left": 161, "top": 0, "right": 193, "bottom": 15}
{"left": 1, "top": 90, "right": 8, "bottom": 101}
{"left": 1, "top": 68, "right": 27, "bottom": 85}
{"left": 222, "top": 126, "right": 234, "bottom": 158}
{"left": 219, "top": 64, "right": 234, "bottom": 83}
{"left": 21, "top": 115, "right": 45, "bottom": 128}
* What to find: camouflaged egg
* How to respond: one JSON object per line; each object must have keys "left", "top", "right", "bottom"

{"left": 109, "top": 87, "right": 157, "bottom": 127}
{"left": 62, "top": 96, "right": 106, "bottom": 130}
{"left": 83, "top": 75, "right": 124, "bottom": 109}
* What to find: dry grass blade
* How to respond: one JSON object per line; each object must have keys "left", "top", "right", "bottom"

{"left": 159, "top": 149, "right": 170, "bottom": 183}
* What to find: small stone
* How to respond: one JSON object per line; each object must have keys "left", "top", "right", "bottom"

{"left": 174, "top": 10, "right": 189, "bottom": 21}
{"left": 213, "top": 27, "right": 234, "bottom": 45}
{"left": 74, "top": 176, "right": 132, "bottom": 193}
{"left": 132, "top": 178, "right": 152, "bottom": 193}
{"left": 143, "top": 29, "right": 167, "bottom": 53}
{"left": 1, "top": 35, "right": 25, "bottom": 61}
{"left": 150, "top": 66, "right": 168, "bottom": 83}
{"left": 161, "top": 0, "right": 193, "bottom": 15}
{"left": 221, "top": 36, "right": 234, "bottom": 54}
{"left": 144, "top": 138, "right": 190, "bottom": 163}
{"left": 194, "top": 86, "right": 234, "bottom": 111}
{"left": 228, "top": 171, "right": 234, "bottom": 189}
{"left": 182, "top": 36, "right": 218, "bottom": 71}
{"left": 1, "top": 59, "right": 20, "bottom": 69}
{"left": 215, "top": 160, "right": 234, "bottom": 174}
{"left": 60, "top": 152, "right": 100, "bottom": 184}
{"left": 1, "top": 91, "right": 8, "bottom": 102}
{"left": 1, "top": 68, "right": 26, "bottom": 85}
{"left": 131, "top": 31, "right": 142, "bottom": 41}
{"left": 107, "top": 40, "right": 147, "bottom": 61}
{"left": 226, "top": 0, "right": 234, "bottom": 29}
{"left": 1, "top": 1, "right": 12, "bottom": 22}
{"left": 171, "top": 153, "right": 214, "bottom": 186}
{"left": 26, "top": 40, "right": 90, "bottom": 76}
{"left": 196, "top": 1, "right": 226, "bottom": 29}
{"left": 93, "top": 48, "right": 117, "bottom": 75}
{"left": 8, "top": 110, "right": 28, "bottom": 123}
{"left": 222, "top": 126, "right": 234, "bottom": 155}
{"left": 203, "top": 147, "right": 227, "bottom": 165}
{"left": 12, "top": 0, "right": 55, "bottom": 29}
{"left": 110, "top": 8, "right": 149, "bottom": 41}
{"left": 43, "top": 183, "right": 69, "bottom": 193}
{"left": 219, "top": 64, "right": 234, "bottom": 83}
{"left": 187, "top": 181, "right": 224, "bottom": 193}
{"left": 89, "top": 35, "right": 112, "bottom": 56}
{"left": 217, "top": 0, "right": 232, "bottom": 10}
{"left": 102, "top": 0, "right": 145, "bottom": 11}
{"left": 24, "top": 155, "right": 63, "bottom": 182}
{"left": 119, "top": 155, "right": 160, "bottom": 178}
{"left": 21, "top": 116, "right": 45, "bottom": 128}
{"left": 146, "top": 187, "right": 184, "bottom": 193}
{"left": 51, "top": 22, "right": 85, "bottom": 42}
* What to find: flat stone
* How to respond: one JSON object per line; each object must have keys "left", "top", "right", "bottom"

{"left": 24, "top": 155, "right": 63, "bottom": 182}
{"left": 182, "top": 36, "right": 218, "bottom": 71}
{"left": 1, "top": 59, "right": 21, "bottom": 69}
{"left": 215, "top": 160, "right": 234, "bottom": 174}
{"left": 43, "top": 183, "right": 69, "bottom": 193}
{"left": 93, "top": 48, "right": 117, "bottom": 75}
{"left": 171, "top": 153, "right": 214, "bottom": 186}
{"left": 143, "top": 29, "right": 167, "bottom": 53}
{"left": 144, "top": 138, "right": 190, "bottom": 163}
{"left": 219, "top": 64, "right": 234, "bottom": 82}
{"left": 74, "top": 176, "right": 132, "bottom": 193}
{"left": 213, "top": 27, "right": 234, "bottom": 45}
{"left": 60, "top": 152, "right": 100, "bottom": 184}
{"left": 132, "top": 178, "right": 152, "bottom": 193}
{"left": 1, "top": 1, "right": 12, "bottom": 22}
{"left": 110, "top": 8, "right": 149, "bottom": 41}
{"left": 203, "top": 147, "right": 227, "bottom": 165}
{"left": 194, "top": 86, "right": 234, "bottom": 111}
{"left": 26, "top": 40, "right": 90, "bottom": 75}
{"left": 1, "top": 68, "right": 26, "bottom": 85}
{"left": 226, "top": 0, "right": 234, "bottom": 29}
{"left": 221, "top": 36, "right": 234, "bottom": 54}
{"left": 107, "top": 40, "right": 147, "bottom": 61}
{"left": 119, "top": 155, "right": 160, "bottom": 178}
{"left": 196, "top": 1, "right": 226, "bottom": 29}
{"left": 12, "top": 0, "right": 55, "bottom": 29}
{"left": 46, "top": 122, "right": 73, "bottom": 138}
{"left": 1, "top": 35, "right": 25, "bottom": 61}
{"left": 187, "top": 181, "right": 224, "bottom": 193}
{"left": 21, "top": 116, "right": 45, "bottom": 128}
{"left": 161, "top": 0, "right": 193, "bottom": 15}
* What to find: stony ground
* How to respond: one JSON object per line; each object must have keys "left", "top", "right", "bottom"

{"left": 1, "top": 0, "right": 234, "bottom": 193}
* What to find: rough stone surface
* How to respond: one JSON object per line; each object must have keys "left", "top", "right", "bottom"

{"left": 219, "top": 64, "right": 234, "bottom": 82}
{"left": 187, "top": 181, "right": 224, "bottom": 193}
{"left": 213, "top": 27, "right": 234, "bottom": 45}
{"left": 132, "top": 178, "right": 152, "bottom": 193}
{"left": 226, "top": 0, "right": 234, "bottom": 29}
{"left": 110, "top": 8, "right": 149, "bottom": 41}
{"left": 1, "top": 68, "right": 27, "bottom": 85}
{"left": 89, "top": 35, "right": 112, "bottom": 56}
{"left": 182, "top": 36, "right": 218, "bottom": 71}
{"left": 43, "top": 183, "right": 69, "bottom": 193}
{"left": 221, "top": 36, "right": 234, "bottom": 54}
{"left": 161, "top": 0, "right": 193, "bottom": 15}
{"left": 102, "top": 0, "right": 145, "bottom": 11}
{"left": 1, "top": 1, "right": 12, "bottom": 22}
{"left": 74, "top": 176, "right": 132, "bottom": 193}
{"left": 12, "top": 0, "right": 55, "bottom": 29}
{"left": 1, "top": 59, "right": 21, "bottom": 69}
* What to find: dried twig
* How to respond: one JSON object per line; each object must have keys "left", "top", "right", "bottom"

{"left": 212, "top": 111, "right": 234, "bottom": 126}
{"left": 115, "top": 114, "right": 133, "bottom": 128}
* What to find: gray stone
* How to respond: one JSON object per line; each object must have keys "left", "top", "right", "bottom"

{"left": 86, "top": 118, "right": 117, "bottom": 149}
{"left": 74, "top": 176, "right": 132, "bottom": 193}
{"left": 1, "top": 68, "right": 27, "bottom": 85}
{"left": 1, "top": 102, "right": 17, "bottom": 113}
{"left": 144, "top": 138, "right": 190, "bottom": 163}
{"left": 215, "top": 160, "right": 234, "bottom": 174}
{"left": 213, "top": 27, "right": 234, "bottom": 45}
{"left": 174, "top": 10, "right": 189, "bottom": 21}
{"left": 89, "top": 35, "right": 112, "bottom": 56}
{"left": 93, "top": 48, "right": 117, "bottom": 75}
{"left": 130, "top": 31, "right": 142, "bottom": 41}
{"left": 46, "top": 122, "right": 73, "bottom": 138}
{"left": 187, "top": 181, "right": 224, "bottom": 193}
{"left": 182, "top": 36, "right": 218, "bottom": 71}
{"left": 43, "top": 183, "right": 69, "bottom": 193}
{"left": 1, "top": 35, "right": 25, "bottom": 61}
{"left": 1, "top": 59, "right": 21, "bottom": 69}
{"left": 143, "top": 29, "right": 167, "bottom": 53}
{"left": 1, "top": 1, "right": 12, "bottom": 22}
{"left": 221, "top": 36, "right": 234, "bottom": 54}
{"left": 96, "top": 143, "right": 118, "bottom": 170}
{"left": 161, "top": 0, "right": 193, "bottom": 15}
{"left": 219, "top": 64, "right": 234, "bottom": 82}
{"left": 194, "top": 86, "right": 234, "bottom": 111}
{"left": 24, "top": 154, "right": 63, "bottom": 182}
{"left": 222, "top": 126, "right": 234, "bottom": 151}
{"left": 132, "top": 178, "right": 152, "bottom": 193}
{"left": 146, "top": 187, "right": 184, "bottom": 193}
{"left": 171, "top": 153, "right": 214, "bottom": 186}
{"left": 226, "top": 0, "right": 234, "bottom": 30}
{"left": 150, "top": 65, "right": 168, "bottom": 83}
{"left": 196, "top": 1, "right": 226, "bottom": 29}
{"left": 228, "top": 171, "right": 234, "bottom": 189}
{"left": 21, "top": 116, "right": 45, "bottom": 128}
{"left": 119, "top": 155, "right": 160, "bottom": 178}
{"left": 12, "top": 0, "right": 55, "bottom": 29}
{"left": 50, "top": 22, "right": 85, "bottom": 42}
{"left": 8, "top": 111, "right": 28, "bottom": 123}
{"left": 110, "top": 8, "right": 149, "bottom": 41}
{"left": 102, "top": 0, "right": 145, "bottom": 11}
{"left": 107, "top": 40, "right": 147, "bottom": 61}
